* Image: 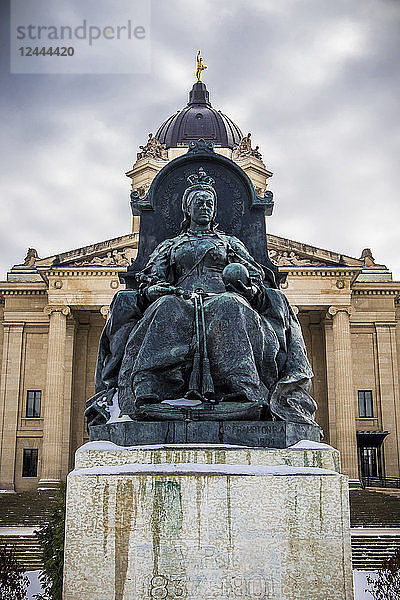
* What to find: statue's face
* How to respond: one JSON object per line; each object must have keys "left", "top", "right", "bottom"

{"left": 189, "top": 190, "right": 215, "bottom": 226}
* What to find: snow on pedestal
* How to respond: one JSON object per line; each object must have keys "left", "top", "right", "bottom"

{"left": 63, "top": 442, "right": 353, "bottom": 600}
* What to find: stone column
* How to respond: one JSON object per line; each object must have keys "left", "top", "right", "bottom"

{"left": 328, "top": 306, "right": 359, "bottom": 480}
{"left": 375, "top": 322, "right": 400, "bottom": 476}
{"left": 310, "top": 320, "right": 329, "bottom": 438}
{"left": 0, "top": 322, "right": 24, "bottom": 490}
{"left": 61, "top": 317, "right": 76, "bottom": 479}
{"left": 71, "top": 323, "right": 91, "bottom": 462}
{"left": 38, "top": 305, "right": 71, "bottom": 489}
{"left": 323, "top": 318, "right": 337, "bottom": 447}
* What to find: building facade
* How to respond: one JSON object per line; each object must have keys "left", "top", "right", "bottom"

{"left": 0, "top": 81, "right": 399, "bottom": 491}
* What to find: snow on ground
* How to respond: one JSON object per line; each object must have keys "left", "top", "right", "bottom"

{"left": 26, "top": 570, "right": 44, "bottom": 598}
{"left": 289, "top": 440, "right": 335, "bottom": 451}
{"left": 353, "top": 570, "right": 376, "bottom": 599}
{"left": 79, "top": 441, "right": 249, "bottom": 451}
{"left": 71, "top": 462, "right": 337, "bottom": 477}
{"left": 106, "top": 390, "right": 133, "bottom": 423}
{"left": 0, "top": 527, "right": 37, "bottom": 535}
{"left": 351, "top": 527, "right": 400, "bottom": 535}
{"left": 79, "top": 439, "right": 336, "bottom": 453}
{"left": 162, "top": 398, "right": 202, "bottom": 407}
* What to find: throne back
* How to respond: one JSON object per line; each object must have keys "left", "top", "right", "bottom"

{"left": 120, "top": 140, "right": 281, "bottom": 288}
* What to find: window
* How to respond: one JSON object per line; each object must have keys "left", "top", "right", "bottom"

{"left": 26, "top": 390, "right": 41, "bottom": 418}
{"left": 22, "top": 449, "right": 38, "bottom": 477}
{"left": 358, "top": 390, "right": 373, "bottom": 418}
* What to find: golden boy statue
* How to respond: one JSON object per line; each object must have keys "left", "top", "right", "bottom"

{"left": 196, "top": 51, "right": 207, "bottom": 81}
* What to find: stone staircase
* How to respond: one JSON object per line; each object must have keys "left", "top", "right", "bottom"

{"left": 0, "top": 489, "right": 57, "bottom": 571}
{"left": 350, "top": 489, "right": 400, "bottom": 528}
{"left": 0, "top": 529, "right": 43, "bottom": 571}
{"left": 351, "top": 531, "right": 400, "bottom": 570}
{"left": 349, "top": 488, "right": 400, "bottom": 571}
{"left": 0, "top": 489, "right": 57, "bottom": 527}
{"left": 369, "top": 487, "right": 400, "bottom": 499}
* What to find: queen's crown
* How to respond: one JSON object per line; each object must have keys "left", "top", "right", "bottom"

{"left": 187, "top": 167, "right": 215, "bottom": 187}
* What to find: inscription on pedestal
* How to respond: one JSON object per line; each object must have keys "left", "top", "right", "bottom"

{"left": 133, "top": 543, "right": 282, "bottom": 599}
{"left": 90, "top": 419, "right": 321, "bottom": 448}
{"left": 145, "top": 572, "right": 280, "bottom": 599}
{"left": 223, "top": 422, "right": 284, "bottom": 446}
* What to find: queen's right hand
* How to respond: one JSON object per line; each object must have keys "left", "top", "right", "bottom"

{"left": 146, "top": 282, "right": 184, "bottom": 302}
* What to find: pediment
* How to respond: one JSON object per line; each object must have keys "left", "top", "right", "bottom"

{"left": 35, "top": 233, "right": 138, "bottom": 268}
{"left": 27, "top": 231, "right": 379, "bottom": 271}
{"left": 267, "top": 234, "right": 365, "bottom": 268}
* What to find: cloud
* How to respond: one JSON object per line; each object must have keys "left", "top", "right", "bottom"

{"left": 0, "top": 0, "right": 399, "bottom": 279}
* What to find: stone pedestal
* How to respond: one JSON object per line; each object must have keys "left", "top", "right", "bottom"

{"left": 63, "top": 442, "right": 353, "bottom": 600}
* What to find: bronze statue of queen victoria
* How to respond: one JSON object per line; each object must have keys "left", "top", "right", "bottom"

{"left": 87, "top": 167, "right": 318, "bottom": 432}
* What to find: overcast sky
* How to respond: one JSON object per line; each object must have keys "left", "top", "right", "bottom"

{"left": 1, "top": 0, "right": 399, "bottom": 279}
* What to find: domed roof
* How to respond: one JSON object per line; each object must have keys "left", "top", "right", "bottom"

{"left": 155, "top": 82, "right": 243, "bottom": 149}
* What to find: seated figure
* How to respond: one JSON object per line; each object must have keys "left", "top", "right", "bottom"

{"left": 88, "top": 168, "right": 317, "bottom": 427}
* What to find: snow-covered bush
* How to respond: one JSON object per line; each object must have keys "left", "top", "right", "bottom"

{"left": 0, "top": 544, "right": 29, "bottom": 600}
{"left": 34, "top": 482, "right": 65, "bottom": 600}
{"left": 367, "top": 549, "right": 400, "bottom": 600}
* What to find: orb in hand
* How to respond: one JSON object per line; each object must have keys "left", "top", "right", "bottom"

{"left": 222, "top": 262, "right": 250, "bottom": 290}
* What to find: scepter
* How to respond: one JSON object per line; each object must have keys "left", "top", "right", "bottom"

{"left": 198, "top": 293, "right": 215, "bottom": 400}
{"left": 188, "top": 293, "right": 201, "bottom": 394}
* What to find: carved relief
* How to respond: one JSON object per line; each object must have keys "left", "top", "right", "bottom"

{"left": 159, "top": 174, "right": 187, "bottom": 231}
{"left": 69, "top": 247, "right": 137, "bottom": 267}
{"left": 269, "top": 249, "right": 324, "bottom": 267}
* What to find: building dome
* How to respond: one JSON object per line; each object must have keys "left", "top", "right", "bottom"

{"left": 155, "top": 81, "right": 243, "bottom": 149}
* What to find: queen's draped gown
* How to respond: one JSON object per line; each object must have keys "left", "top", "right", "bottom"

{"left": 96, "top": 229, "right": 317, "bottom": 425}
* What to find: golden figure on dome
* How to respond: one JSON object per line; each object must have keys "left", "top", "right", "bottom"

{"left": 196, "top": 50, "right": 207, "bottom": 81}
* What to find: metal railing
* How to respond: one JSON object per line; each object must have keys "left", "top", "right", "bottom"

{"left": 362, "top": 476, "right": 400, "bottom": 489}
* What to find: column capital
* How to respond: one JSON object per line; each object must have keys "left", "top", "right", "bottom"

{"left": 100, "top": 305, "right": 110, "bottom": 320}
{"left": 327, "top": 305, "right": 352, "bottom": 318}
{"left": 44, "top": 305, "right": 71, "bottom": 317}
